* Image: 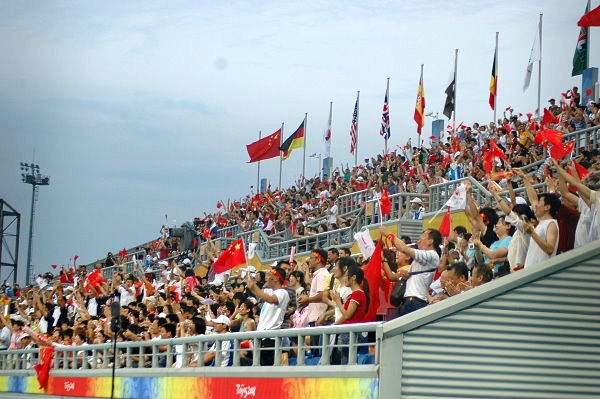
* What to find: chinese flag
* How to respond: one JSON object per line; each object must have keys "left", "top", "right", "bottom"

{"left": 246, "top": 129, "right": 282, "bottom": 163}
{"left": 541, "top": 108, "right": 559, "bottom": 126}
{"left": 541, "top": 128, "right": 563, "bottom": 147}
{"left": 569, "top": 161, "right": 591, "bottom": 180}
{"left": 362, "top": 238, "right": 383, "bottom": 322}
{"left": 379, "top": 189, "right": 392, "bottom": 216}
{"left": 549, "top": 141, "right": 575, "bottom": 160}
{"left": 439, "top": 207, "right": 452, "bottom": 238}
{"left": 213, "top": 238, "right": 246, "bottom": 273}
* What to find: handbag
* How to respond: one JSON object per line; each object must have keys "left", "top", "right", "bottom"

{"left": 390, "top": 279, "right": 406, "bottom": 307}
{"left": 389, "top": 268, "right": 437, "bottom": 307}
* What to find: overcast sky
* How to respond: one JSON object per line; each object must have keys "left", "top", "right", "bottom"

{"left": 0, "top": 0, "right": 596, "bottom": 284}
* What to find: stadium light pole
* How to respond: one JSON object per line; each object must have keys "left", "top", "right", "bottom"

{"left": 20, "top": 162, "right": 50, "bottom": 285}
{"left": 309, "top": 153, "right": 322, "bottom": 180}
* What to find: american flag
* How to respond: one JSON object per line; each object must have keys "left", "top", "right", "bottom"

{"left": 350, "top": 93, "right": 359, "bottom": 154}
{"left": 380, "top": 86, "right": 390, "bottom": 140}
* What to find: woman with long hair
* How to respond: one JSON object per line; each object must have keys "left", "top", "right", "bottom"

{"left": 331, "top": 262, "right": 370, "bottom": 365}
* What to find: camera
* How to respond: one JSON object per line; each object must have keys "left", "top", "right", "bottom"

{"left": 468, "top": 243, "right": 475, "bottom": 250}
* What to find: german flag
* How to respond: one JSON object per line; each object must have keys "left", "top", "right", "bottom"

{"left": 280, "top": 120, "right": 305, "bottom": 160}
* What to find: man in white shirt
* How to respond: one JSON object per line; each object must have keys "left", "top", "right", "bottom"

{"left": 381, "top": 226, "right": 441, "bottom": 315}
{"left": 407, "top": 198, "right": 425, "bottom": 220}
{"left": 246, "top": 266, "right": 289, "bottom": 366}
{"left": 0, "top": 318, "right": 10, "bottom": 350}
{"left": 203, "top": 315, "right": 232, "bottom": 367}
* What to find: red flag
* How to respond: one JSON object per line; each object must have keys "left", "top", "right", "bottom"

{"left": 213, "top": 238, "right": 246, "bottom": 274}
{"left": 541, "top": 108, "right": 559, "bottom": 126}
{"left": 578, "top": 4, "right": 600, "bottom": 27}
{"left": 118, "top": 248, "right": 127, "bottom": 258}
{"left": 73, "top": 255, "right": 79, "bottom": 263}
{"left": 33, "top": 346, "right": 55, "bottom": 391}
{"left": 216, "top": 201, "right": 222, "bottom": 209}
{"left": 541, "top": 128, "right": 564, "bottom": 147}
{"left": 549, "top": 141, "right": 575, "bottom": 160}
{"left": 569, "top": 161, "right": 591, "bottom": 180}
{"left": 379, "top": 189, "right": 392, "bottom": 216}
{"left": 246, "top": 129, "right": 282, "bottom": 163}
{"left": 362, "top": 238, "right": 383, "bottom": 322}
{"left": 489, "top": 140, "right": 507, "bottom": 160}
{"left": 414, "top": 68, "right": 425, "bottom": 134}
{"left": 439, "top": 207, "right": 452, "bottom": 238}
{"left": 534, "top": 129, "right": 545, "bottom": 145}
{"left": 51, "top": 264, "right": 58, "bottom": 269}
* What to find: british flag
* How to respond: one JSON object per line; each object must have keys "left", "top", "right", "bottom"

{"left": 380, "top": 86, "right": 390, "bottom": 140}
{"left": 350, "top": 93, "right": 359, "bottom": 154}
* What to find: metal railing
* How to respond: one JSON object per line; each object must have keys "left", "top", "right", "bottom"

{"left": 0, "top": 322, "right": 380, "bottom": 371}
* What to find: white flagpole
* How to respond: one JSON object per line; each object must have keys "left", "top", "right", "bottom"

{"left": 302, "top": 113, "right": 307, "bottom": 180}
{"left": 493, "top": 32, "right": 499, "bottom": 124}
{"left": 453, "top": 49, "right": 458, "bottom": 131}
{"left": 256, "top": 130, "right": 261, "bottom": 192}
{"left": 325, "top": 101, "right": 332, "bottom": 159}
{"left": 537, "top": 13, "right": 543, "bottom": 117}
{"left": 355, "top": 90, "right": 360, "bottom": 166}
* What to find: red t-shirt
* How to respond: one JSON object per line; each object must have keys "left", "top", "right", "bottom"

{"left": 343, "top": 289, "right": 367, "bottom": 324}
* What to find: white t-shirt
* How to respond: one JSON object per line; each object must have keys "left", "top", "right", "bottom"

{"left": 405, "top": 249, "right": 440, "bottom": 301}
{"left": 524, "top": 219, "right": 559, "bottom": 268}
{"left": 505, "top": 211, "right": 530, "bottom": 269}
{"left": 207, "top": 339, "right": 232, "bottom": 367}
{"left": 119, "top": 284, "right": 136, "bottom": 306}
{"left": 574, "top": 197, "right": 592, "bottom": 248}
{"left": 327, "top": 204, "right": 339, "bottom": 225}
{"left": 588, "top": 190, "right": 600, "bottom": 243}
{"left": 256, "top": 288, "right": 289, "bottom": 331}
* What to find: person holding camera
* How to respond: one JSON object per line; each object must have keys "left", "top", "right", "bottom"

{"left": 245, "top": 266, "right": 289, "bottom": 366}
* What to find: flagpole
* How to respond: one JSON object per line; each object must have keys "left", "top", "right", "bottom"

{"left": 384, "top": 77, "right": 390, "bottom": 155}
{"left": 418, "top": 63, "right": 424, "bottom": 145}
{"left": 355, "top": 90, "right": 360, "bottom": 166}
{"left": 537, "top": 13, "right": 543, "bottom": 118}
{"left": 453, "top": 49, "right": 458, "bottom": 131}
{"left": 326, "top": 101, "right": 332, "bottom": 159}
{"left": 278, "top": 122, "right": 284, "bottom": 190}
{"left": 493, "top": 32, "right": 498, "bottom": 124}
{"left": 256, "top": 130, "right": 261, "bottom": 192}
{"left": 302, "top": 113, "right": 307, "bottom": 180}
{"left": 586, "top": 0, "right": 590, "bottom": 72}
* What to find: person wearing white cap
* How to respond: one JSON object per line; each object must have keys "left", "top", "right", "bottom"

{"left": 203, "top": 314, "right": 232, "bottom": 367}
{"left": 407, "top": 197, "right": 425, "bottom": 220}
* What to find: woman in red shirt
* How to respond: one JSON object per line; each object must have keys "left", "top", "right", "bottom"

{"left": 331, "top": 263, "right": 370, "bottom": 364}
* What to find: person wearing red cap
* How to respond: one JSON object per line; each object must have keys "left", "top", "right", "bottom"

{"left": 246, "top": 266, "right": 289, "bottom": 366}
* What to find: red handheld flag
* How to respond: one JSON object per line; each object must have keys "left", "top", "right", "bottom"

{"left": 213, "top": 238, "right": 246, "bottom": 274}
{"left": 549, "top": 141, "right": 575, "bottom": 160}
{"left": 541, "top": 108, "right": 559, "bottom": 126}
{"left": 379, "top": 189, "right": 392, "bottom": 216}
{"left": 439, "top": 207, "right": 452, "bottom": 238}
{"left": 361, "top": 238, "right": 383, "bottom": 322}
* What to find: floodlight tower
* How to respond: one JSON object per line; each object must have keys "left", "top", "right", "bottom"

{"left": 20, "top": 162, "right": 50, "bottom": 284}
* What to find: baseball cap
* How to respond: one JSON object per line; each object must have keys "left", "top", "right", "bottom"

{"left": 182, "top": 258, "right": 191, "bottom": 265}
{"left": 410, "top": 198, "right": 423, "bottom": 205}
{"left": 506, "top": 196, "right": 527, "bottom": 205}
{"left": 213, "top": 315, "right": 230, "bottom": 327}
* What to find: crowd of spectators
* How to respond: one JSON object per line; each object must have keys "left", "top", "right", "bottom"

{"left": 1, "top": 91, "right": 600, "bottom": 369}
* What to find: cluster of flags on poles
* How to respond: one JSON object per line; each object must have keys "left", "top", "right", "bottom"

{"left": 245, "top": 2, "right": 599, "bottom": 164}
